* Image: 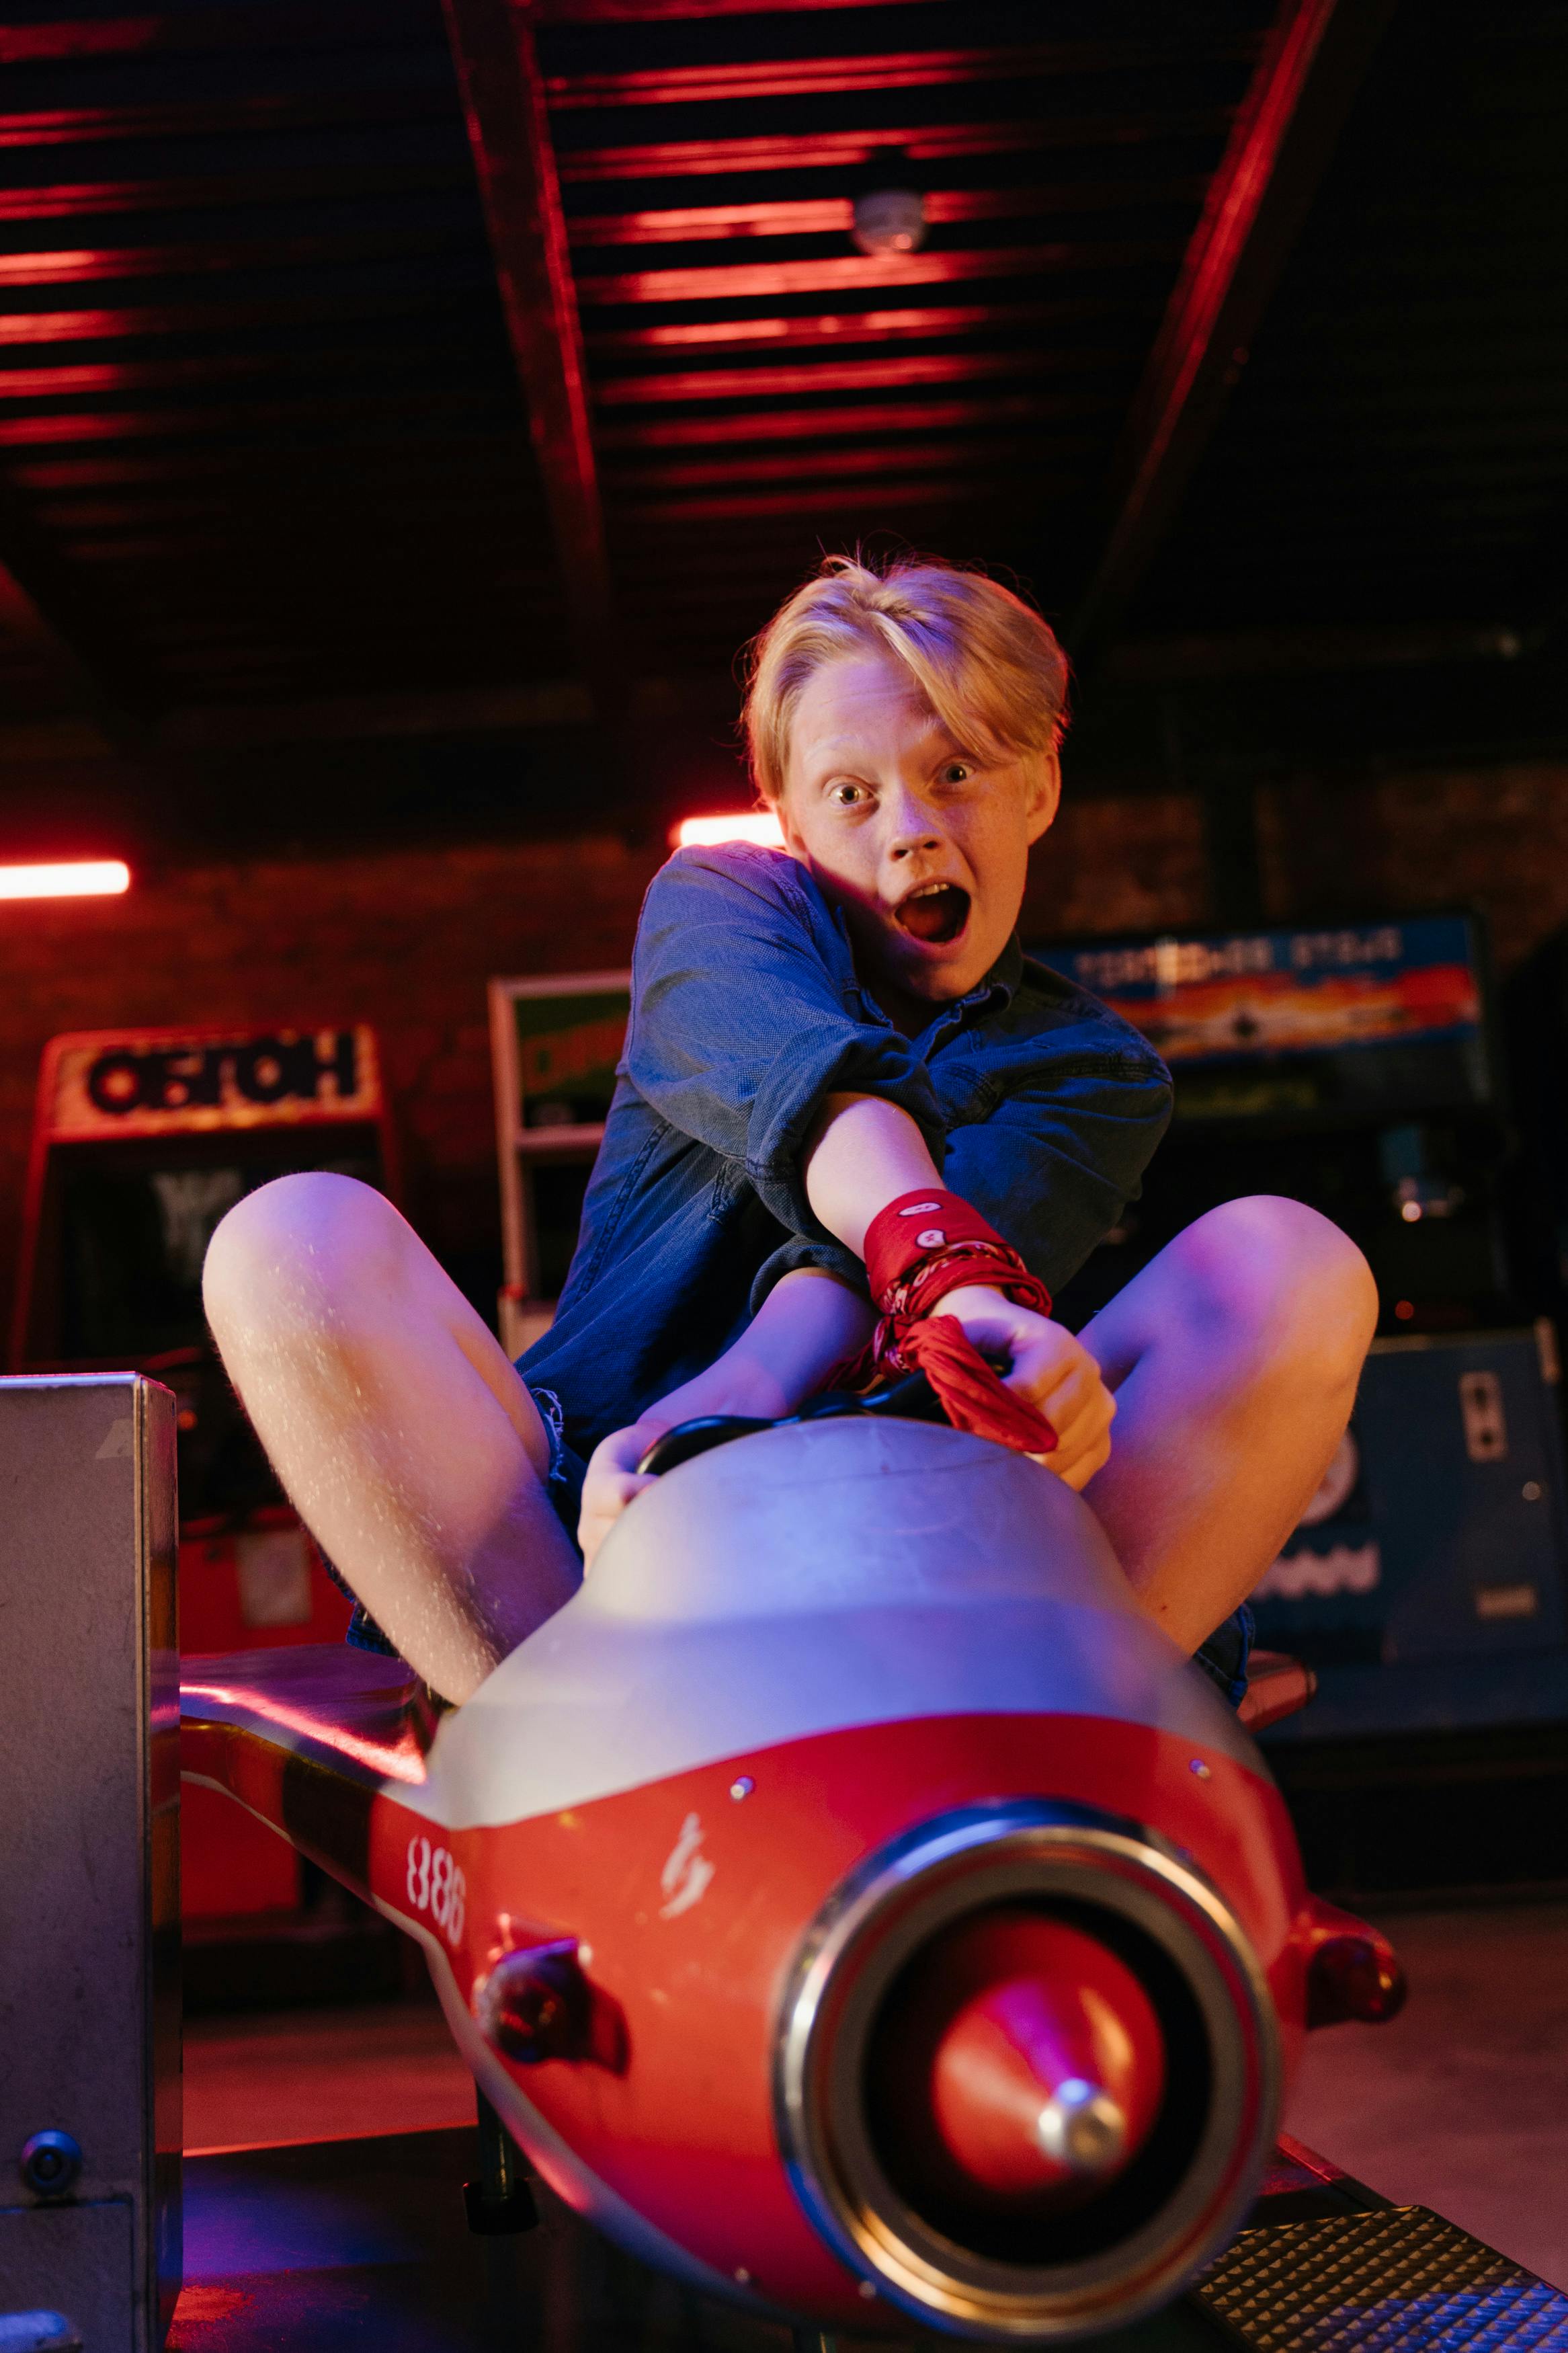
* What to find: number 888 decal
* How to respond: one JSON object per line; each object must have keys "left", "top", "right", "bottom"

{"left": 405, "top": 1834, "right": 466, "bottom": 1946}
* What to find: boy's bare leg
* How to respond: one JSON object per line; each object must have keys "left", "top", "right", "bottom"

{"left": 202, "top": 1172, "right": 580, "bottom": 1704}
{"left": 1078, "top": 1195, "right": 1378, "bottom": 1657}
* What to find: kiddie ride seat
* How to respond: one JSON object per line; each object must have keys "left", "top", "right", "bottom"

{"left": 181, "top": 1384, "right": 1401, "bottom": 2344}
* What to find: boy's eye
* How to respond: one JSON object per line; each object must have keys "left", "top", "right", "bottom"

{"left": 938, "top": 761, "right": 973, "bottom": 787}
{"left": 827, "top": 781, "right": 868, "bottom": 808}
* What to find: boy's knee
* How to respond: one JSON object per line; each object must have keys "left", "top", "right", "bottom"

{"left": 1169, "top": 1195, "right": 1376, "bottom": 1390}
{"left": 203, "top": 1172, "right": 407, "bottom": 1331}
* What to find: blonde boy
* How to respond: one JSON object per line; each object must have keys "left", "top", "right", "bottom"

{"left": 205, "top": 557, "right": 1375, "bottom": 1704}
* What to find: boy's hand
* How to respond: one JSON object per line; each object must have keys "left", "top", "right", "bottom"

{"left": 939, "top": 1284, "right": 1115, "bottom": 1490}
{"left": 577, "top": 1284, "right": 1113, "bottom": 1564}
{"left": 579, "top": 1422, "right": 660, "bottom": 1570}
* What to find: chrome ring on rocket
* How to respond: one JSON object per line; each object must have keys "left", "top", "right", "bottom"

{"left": 776, "top": 1800, "right": 1282, "bottom": 2341}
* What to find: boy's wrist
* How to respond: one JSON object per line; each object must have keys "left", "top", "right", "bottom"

{"left": 941, "top": 1282, "right": 1015, "bottom": 1318}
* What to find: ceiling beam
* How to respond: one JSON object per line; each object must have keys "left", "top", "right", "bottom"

{"left": 558, "top": 112, "right": 1235, "bottom": 185}
{"left": 1072, "top": 0, "right": 1397, "bottom": 664}
{"left": 534, "top": 0, "right": 959, "bottom": 17}
{"left": 440, "top": 0, "right": 615, "bottom": 713}
{"left": 0, "top": 470, "right": 145, "bottom": 732}
{"left": 587, "top": 294, "right": 1145, "bottom": 358}
{"left": 0, "top": 87, "right": 453, "bottom": 152}
{"left": 594, "top": 349, "right": 1116, "bottom": 407}
{"left": 543, "top": 37, "right": 1258, "bottom": 110}
{"left": 574, "top": 241, "right": 1174, "bottom": 309}
{"left": 598, "top": 391, "right": 1081, "bottom": 450}
{"left": 0, "top": 4, "right": 434, "bottom": 65}
{"left": 566, "top": 180, "right": 1206, "bottom": 247}
{"left": 0, "top": 552, "right": 85, "bottom": 690}
{"left": 0, "top": 164, "right": 466, "bottom": 226}
{"left": 1102, "top": 621, "right": 1527, "bottom": 684}
{"left": 157, "top": 678, "right": 593, "bottom": 752}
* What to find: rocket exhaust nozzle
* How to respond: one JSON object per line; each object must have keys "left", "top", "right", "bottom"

{"left": 776, "top": 1802, "right": 1280, "bottom": 2342}
{"left": 867, "top": 1912, "right": 1167, "bottom": 2214}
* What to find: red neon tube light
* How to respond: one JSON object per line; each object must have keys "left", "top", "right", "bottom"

{"left": 0, "top": 861, "right": 130, "bottom": 900}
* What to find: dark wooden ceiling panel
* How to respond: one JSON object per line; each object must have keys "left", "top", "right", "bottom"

{"left": 0, "top": 0, "right": 1559, "bottom": 795}
{"left": 1128, "top": 3, "right": 1568, "bottom": 641}
{"left": 0, "top": 0, "right": 566, "bottom": 719}
{"left": 524, "top": 0, "right": 1274, "bottom": 672}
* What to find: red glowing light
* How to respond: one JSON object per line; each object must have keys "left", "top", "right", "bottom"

{"left": 672, "top": 813, "right": 783, "bottom": 850}
{"left": 1394, "top": 1300, "right": 1414, "bottom": 1322}
{"left": 0, "top": 859, "right": 129, "bottom": 900}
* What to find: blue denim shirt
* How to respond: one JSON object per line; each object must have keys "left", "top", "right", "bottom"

{"left": 520, "top": 844, "right": 1173, "bottom": 1455}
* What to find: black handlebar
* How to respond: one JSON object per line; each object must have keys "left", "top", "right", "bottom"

{"left": 636, "top": 1371, "right": 950, "bottom": 1478}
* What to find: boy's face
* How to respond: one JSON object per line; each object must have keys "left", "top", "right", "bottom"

{"left": 776, "top": 649, "right": 1059, "bottom": 1024}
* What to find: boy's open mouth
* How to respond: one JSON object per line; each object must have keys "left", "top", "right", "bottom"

{"left": 895, "top": 881, "right": 971, "bottom": 945}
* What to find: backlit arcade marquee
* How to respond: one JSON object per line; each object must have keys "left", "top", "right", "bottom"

{"left": 1059, "top": 915, "right": 1491, "bottom": 1123}
{"left": 50, "top": 1024, "right": 379, "bottom": 1137}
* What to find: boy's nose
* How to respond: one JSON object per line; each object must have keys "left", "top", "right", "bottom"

{"left": 885, "top": 789, "right": 943, "bottom": 859}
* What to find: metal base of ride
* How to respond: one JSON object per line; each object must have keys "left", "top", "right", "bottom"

{"left": 173, "top": 2124, "right": 1568, "bottom": 2353}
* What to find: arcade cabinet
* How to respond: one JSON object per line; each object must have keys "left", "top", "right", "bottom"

{"left": 1038, "top": 914, "right": 1568, "bottom": 1898}
{"left": 1501, "top": 918, "right": 1568, "bottom": 1337}
{"left": 9, "top": 1023, "right": 399, "bottom": 1990}
{"left": 489, "top": 973, "right": 629, "bottom": 1358}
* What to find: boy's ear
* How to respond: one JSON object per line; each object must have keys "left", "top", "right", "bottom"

{"left": 1025, "top": 748, "right": 1062, "bottom": 845}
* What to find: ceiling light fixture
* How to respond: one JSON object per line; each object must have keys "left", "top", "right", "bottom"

{"left": 852, "top": 188, "right": 927, "bottom": 257}
{"left": 0, "top": 860, "right": 131, "bottom": 901}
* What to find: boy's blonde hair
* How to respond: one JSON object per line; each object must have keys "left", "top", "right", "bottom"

{"left": 741, "top": 553, "right": 1070, "bottom": 803}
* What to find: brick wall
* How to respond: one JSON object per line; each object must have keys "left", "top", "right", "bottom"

{"left": 1024, "top": 790, "right": 1209, "bottom": 940}
{"left": 0, "top": 832, "right": 661, "bottom": 1347}
{"left": 3, "top": 758, "right": 1564, "bottom": 1347}
{"left": 1263, "top": 761, "right": 1568, "bottom": 969}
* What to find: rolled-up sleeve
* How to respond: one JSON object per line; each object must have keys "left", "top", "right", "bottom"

{"left": 941, "top": 1052, "right": 1173, "bottom": 1299}
{"left": 626, "top": 846, "right": 945, "bottom": 1236}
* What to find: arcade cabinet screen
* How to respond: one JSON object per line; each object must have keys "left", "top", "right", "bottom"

{"left": 55, "top": 1135, "right": 382, "bottom": 1361}
{"left": 1049, "top": 915, "right": 1491, "bottom": 1122}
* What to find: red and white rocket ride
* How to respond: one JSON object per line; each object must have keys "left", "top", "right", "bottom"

{"left": 183, "top": 1414, "right": 1400, "bottom": 2340}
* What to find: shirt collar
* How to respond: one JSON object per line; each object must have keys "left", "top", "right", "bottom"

{"left": 913, "top": 936, "right": 1022, "bottom": 1051}
{"left": 846, "top": 918, "right": 1023, "bottom": 1036}
{"left": 987, "top": 933, "right": 1024, "bottom": 1002}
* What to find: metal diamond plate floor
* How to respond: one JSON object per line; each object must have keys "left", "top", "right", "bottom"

{"left": 1196, "top": 2207, "right": 1568, "bottom": 2353}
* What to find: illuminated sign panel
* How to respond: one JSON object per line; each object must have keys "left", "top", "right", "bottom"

{"left": 509, "top": 988, "right": 630, "bottom": 1130}
{"left": 43, "top": 1025, "right": 383, "bottom": 1142}
{"left": 1047, "top": 915, "right": 1490, "bottom": 1119}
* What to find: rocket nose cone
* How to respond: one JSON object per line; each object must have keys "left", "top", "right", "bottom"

{"left": 868, "top": 1911, "right": 1167, "bottom": 2217}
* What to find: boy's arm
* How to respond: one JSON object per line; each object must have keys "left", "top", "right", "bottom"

{"left": 578, "top": 1268, "right": 872, "bottom": 1565}
{"left": 802, "top": 1092, "right": 1115, "bottom": 1486}
{"left": 579, "top": 1047, "right": 1125, "bottom": 1564}
{"left": 628, "top": 849, "right": 946, "bottom": 1232}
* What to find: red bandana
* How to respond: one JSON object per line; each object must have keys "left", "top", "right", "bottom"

{"left": 845, "top": 1189, "right": 1057, "bottom": 1455}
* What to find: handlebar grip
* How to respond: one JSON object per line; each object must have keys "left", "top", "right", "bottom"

{"left": 636, "top": 1414, "right": 773, "bottom": 1476}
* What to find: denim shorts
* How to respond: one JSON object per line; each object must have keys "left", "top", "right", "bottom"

{"left": 339, "top": 1393, "right": 1253, "bottom": 1710}
{"left": 1194, "top": 1602, "right": 1255, "bottom": 1710}
{"left": 338, "top": 1383, "right": 586, "bottom": 1658}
